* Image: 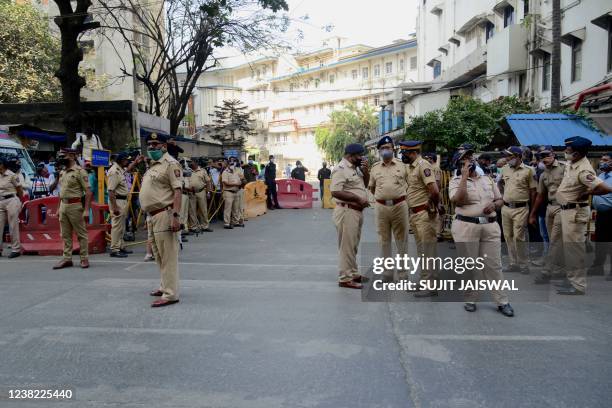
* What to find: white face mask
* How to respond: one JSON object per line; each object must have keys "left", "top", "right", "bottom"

{"left": 565, "top": 152, "right": 575, "bottom": 162}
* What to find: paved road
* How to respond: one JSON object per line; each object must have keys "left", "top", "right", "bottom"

{"left": 1, "top": 207, "right": 611, "bottom": 407}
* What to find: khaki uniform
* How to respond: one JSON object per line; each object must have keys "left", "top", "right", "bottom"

{"left": 140, "top": 153, "right": 182, "bottom": 301}
{"left": 221, "top": 168, "right": 242, "bottom": 226}
{"left": 107, "top": 163, "right": 129, "bottom": 252}
{"left": 433, "top": 166, "right": 444, "bottom": 238}
{"left": 406, "top": 157, "right": 438, "bottom": 283}
{"left": 537, "top": 161, "right": 565, "bottom": 276}
{"left": 58, "top": 166, "right": 89, "bottom": 261}
{"left": 449, "top": 175, "right": 508, "bottom": 305}
{"left": 500, "top": 163, "right": 536, "bottom": 268}
{"left": 556, "top": 157, "right": 603, "bottom": 291}
{"left": 235, "top": 167, "right": 246, "bottom": 223}
{"left": 368, "top": 158, "right": 409, "bottom": 277}
{"left": 0, "top": 169, "right": 22, "bottom": 254}
{"left": 330, "top": 158, "right": 368, "bottom": 283}
{"left": 180, "top": 177, "right": 190, "bottom": 232}
{"left": 188, "top": 168, "right": 210, "bottom": 230}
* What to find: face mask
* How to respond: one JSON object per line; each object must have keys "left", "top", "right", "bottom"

{"left": 56, "top": 158, "right": 68, "bottom": 167}
{"left": 270, "top": 159, "right": 275, "bottom": 163}
{"left": 537, "top": 162, "right": 546, "bottom": 171}
{"left": 147, "top": 149, "right": 163, "bottom": 161}
{"left": 401, "top": 154, "right": 410, "bottom": 164}
{"left": 508, "top": 158, "right": 518, "bottom": 167}
{"left": 600, "top": 162, "right": 610, "bottom": 172}
{"left": 564, "top": 152, "right": 575, "bottom": 162}
{"left": 248, "top": 160, "right": 253, "bottom": 165}
{"left": 353, "top": 156, "right": 363, "bottom": 167}
{"left": 380, "top": 149, "right": 394, "bottom": 160}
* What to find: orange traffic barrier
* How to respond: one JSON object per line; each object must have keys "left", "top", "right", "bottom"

{"left": 276, "top": 179, "right": 318, "bottom": 209}
{"left": 245, "top": 180, "right": 267, "bottom": 218}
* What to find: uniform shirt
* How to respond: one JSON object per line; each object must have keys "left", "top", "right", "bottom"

{"left": 368, "top": 158, "right": 409, "bottom": 201}
{"left": 556, "top": 156, "right": 603, "bottom": 205}
{"left": 190, "top": 168, "right": 208, "bottom": 192}
{"left": 58, "top": 165, "right": 89, "bottom": 199}
{"left": 500, "top": 163, "right": 536, "bottom": 203}
{"left": 107, "top": 162, "right": 129, "bottom": 196}
{"left": 406, "top": 156, "right": 437, "bottom": 207}
{"left": 71, "top": 133, "right": 102, "bottom": 161}
{"left": 330, "top": 157, "right": 368, "bottom": 204}
{"left": 449, "top": 174, "right": 502, "bottom": 218}
{"left": 0, "top": 169, "right": 21, "bottom": 195}
{"left": 140, "top": 153, "right": 182, "bottom": 213}
{"left": 592, "top": 172, "right": 612, "bottom": 212}
{"left": 221, "top": 168, "right": 242, "bottom": 192}
{"left": 537, "top": 160, "right": 565, "bottom": 203}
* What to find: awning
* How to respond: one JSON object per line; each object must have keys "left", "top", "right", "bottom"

{"left": 493, "top": 0, "right": 517, "bottom": 14}
{"left": 505, "top": 113, "right": 612, "bottom": 147}
{"left": 438, "top": 44, "right": 450, "bottom": 55}
{"left": 561, "top": 28, "right": 586, "bottom": 46}
{"left": 591, "top": 12, "right": 612, "bottom": 30}
{"left": 457, "top": 13, "right": 494, "bottom": 36}
{"left": 529, "top": 42, "right": 552, "bottom": 57}
{"left": 448, "top": 35, "right": 461, "bottom": 46}
{"left": 430, "top": 2, "right": 444, "bottom": 15}
{"left": 426, "top": 57, "right": 440, "bottom": 68}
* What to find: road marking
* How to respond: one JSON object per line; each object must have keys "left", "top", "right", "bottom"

{"left": 399, "top": 334, "right": 586, "bottom": 341}
{"left": 125, "top": 262, "right": 143, "bottom": 271}
{"left": 37, "top": 326, "right": 217, "bottom": 336}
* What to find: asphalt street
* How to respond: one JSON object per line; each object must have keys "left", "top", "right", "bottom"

{"left": 0, "top": 206, "right": 611, "bottom": 408}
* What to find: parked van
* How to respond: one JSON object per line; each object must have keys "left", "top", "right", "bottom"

{"left": 0, "top": 138, "right": 37, "bottom": 189}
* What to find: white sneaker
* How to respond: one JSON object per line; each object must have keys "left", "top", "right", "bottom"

{"left": 143, "top": 254, "right": 154, "bottom": 262}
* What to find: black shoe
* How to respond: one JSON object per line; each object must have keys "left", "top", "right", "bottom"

{"left": 274, "top": 205, "right": 282, "bottom": 209}
{"left": 119, "top": 248, "right": 133, "bottom": 254}
{"left": 224, "top": 225, "right": 233, "bottom": 229}
{"left": 503, "top": 264, "right": 521, "bottom": 273}
{"left": 533, "top": 273, "right": 551, "bottom": 284}
{"left": 181, "top": 237, "right": 189, "bottom": 242}
{"left": 557, "top": 286, "right": 585, "bottom": 295}
{"left": 235, "top": 224, "right": 245, "bottom": 228}
{"left": 202, "top": 228, "right": 213, "bottom": 232}
{"left": 498, "top": 303, "right": 515, "bottom": 317}
{"left": 414, "top": 290, "right": 438, "bottom": 298}
{"left": 7, "top": 252, "right": 20, "bottom": 259}
{"left": 554, "top": 279, "right": 572, "bottom": 289}
{"left": 268, "top": 206, "right": 275, "bottom": 210}
{"left": 110, "top": 251, "right": 128, "bottom": 258}
{"left": 464, "top": 303, "right": 477, "bottom": 312}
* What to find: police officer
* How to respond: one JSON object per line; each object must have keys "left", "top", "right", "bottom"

{"left": 140, "top": 133, "right": 183, "bottom": 307}
{"left": 107, "top": 152, "right": 141, "bottom": 257}
{"left": 498, "top": 146, "right": 536, "bottom": 275}
{"left": 368, "top": 136, "right": 409, "bottom": 281}
{"left": 230, "top": 157, "right": 247, "bottom": 225}
{"left": 317, "top": 162, "right": 331, "bottom": 200}
{"left": 265, "top": 155, "right": 281, "bottom": 209}
{"left": 180, "top": 159, "right": 192, "bottom": 238}
{"left": 53, "top": 148, "right": 92, "bottom": 269}
{"left": 528, "top": 146, "right": 565, "bottom": 283}
{"left": 0, "top": 155, "right": 24, "bottom": 258}
{"left": 423, "top": 152, "right": 445, "bottom": 242}
{"left": 221, "top": 158, "right": 244, "bottom": 229}
{"left": 330, "top": 143, "right": 369, "bottom": 289}
{"left": 401, "top": 140, "right": 440, "bottom": 297}
{"left": 188, "top": 158, "right": 213, "bottom": 233}
{"left": 555, "top": 136, "right": 612, "bottom": 295}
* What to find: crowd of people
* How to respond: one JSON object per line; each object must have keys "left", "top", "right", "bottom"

{"left": 329, "top": 135, "right": 612, "bottom": 317}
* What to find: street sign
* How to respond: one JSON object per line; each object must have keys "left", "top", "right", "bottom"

{"left": 224, "top": 149, "right": 240, "bottom": 158}
{"left": 91, "top": 149, "right": 111, "bottom": 167}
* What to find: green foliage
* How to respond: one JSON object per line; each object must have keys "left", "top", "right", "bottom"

{"left": 0, "top": 2, "right": 61, "bottom": 103}
{"left": 315, "top": 103, "right": 378, "bottom": 163}
{"left": 404, "top": 96, "right": 533, "bottom": 153}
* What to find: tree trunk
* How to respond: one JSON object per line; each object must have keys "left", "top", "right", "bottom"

{"left": 550, "top": 0, "right": 561, "bottom": 111}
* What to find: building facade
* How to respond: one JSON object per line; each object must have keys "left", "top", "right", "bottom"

{"left": 192, "top": 37, "right": 418, "bottom": 169}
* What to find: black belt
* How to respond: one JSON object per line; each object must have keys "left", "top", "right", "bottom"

{"left": 561, "top": 203, "right": 589, "bottom": 210}
{"left": 548, "top": 200, "right": 560, "bottom": 206}
{"left": 504, "top": 201, "right": 528, "bottom": 208}
{"left": 116, "top": 195, "right": 128, "bottom": 200}
{"left": 1, "top": 194, "right": 15, "bottom": 200}
{"left": 456, "top": 214, "right": 497, "bottom": 224}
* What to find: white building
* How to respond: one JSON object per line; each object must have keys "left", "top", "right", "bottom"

{"left": 404, "top": 0, "right": 612, "bottom": 118}
{"left": 191, "top": 37, "right": 418, "bottom": 169}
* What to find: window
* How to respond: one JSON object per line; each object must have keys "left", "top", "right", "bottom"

{"left": 485, "top": 22, "right": 495, "bottom": 42}
{"left": 410, "top": 56, "right": 417, "bottom": 70}
{"left": 503, "top": 5, "right": 514, "bottom": 28}
{"left": 351, "top": 69, "right": 358, "bottom": 79}
{"left": 362, "top": 67, "right": 369, "bottom": 79}
{"left": 399, "top": 59, "right": 405, "bottom": 72}
{"left": 609, "top": 21, "right": 612, "bottom": 72}
{"left": 329, "top": 74, "right": 335, "bottom": 84}
{"left": 374, "top": 97, "right": 380, "bottom": 106}
{"left": 519, "top": 73, "right": 526, "bottom": 97}
{"left": 282, "top": 135, "right": 288, "bottom": 143}
{"left": 315, "top": 79, "right": 320, "bottom": 88}
{"left": 290, "top": 108, "right": 294, "bottom": 115}
{"left": 542, "top": 53, "right": 551, "bottom": 91}
{"left": 571, "top": 39, "right": 582, "bottom": 82}
{"left": 524, "top": 0, "right": 529, "bottom": 15}
{"left": 385, "top": 62, "right": 393, "bottom": 75}
{"left": 264, "top": 136, "right": 268, "bottom": 143}
{"left": 374, "top": 64, "right": 380, "bottom": 77}
{"left": 433, "top": 61, "right": 441, "bottom": 78}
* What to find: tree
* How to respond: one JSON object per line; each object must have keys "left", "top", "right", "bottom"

{"left": 53, "top": 0, "right": 100, "bottom": 142}
{"left": 404, "top": 96, "right": 532, "bottom": 153}
{"left": 315, "top": 103, "right": 378, "bottom": 163}
{"left": 209, "top": 99, "right": 256, "bottom": 149}
{"left": 0, "top": 2, "right": 61, "bottom": 103}
{"left": 97, "top": 0, "right": 289, "bottom": 136}
{"left": 550, "top": 0, "right": 561, "bottom": 111}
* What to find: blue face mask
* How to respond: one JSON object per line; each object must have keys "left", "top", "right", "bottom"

{"left": 380, "top": 149, "right": 394, "bottom": 160}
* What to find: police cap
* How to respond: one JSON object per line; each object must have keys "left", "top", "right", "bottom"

{"left": 344, "top": 143, "right": 365, "bottom": 155}
{"left": 399, "top": 140, "right": 422, "bottom": 151}
{"left": 503, "top": 146, "right": 523, "bottom": 156}
{"left": 146, "top": 132, "right": 167, "bottom": 143}
{"left": 377, "top": 136, "right": 394, "bottom": 149}
{"left": 565, "top": 136, "right": 592, "bottom": 149}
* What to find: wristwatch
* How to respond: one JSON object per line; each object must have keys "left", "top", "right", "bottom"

{"left": 172, "top": 212, "right": 180, "bottom": 218}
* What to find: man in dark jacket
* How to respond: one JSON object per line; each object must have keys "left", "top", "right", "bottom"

{"left": 290, "top": 160, "right": 308, "bottom": 181}
{"left": 317, "top": 162, "right": 331, "bottom": 199}
{"left": 242, "top": 156, "right": 259, "bottom": 183}
{"left": 265, "top": 155, "right": 281, "bottom": 209}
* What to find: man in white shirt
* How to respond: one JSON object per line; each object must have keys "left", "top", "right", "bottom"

{"left": 71, "top": 127, "right": 103, "bottom": 162}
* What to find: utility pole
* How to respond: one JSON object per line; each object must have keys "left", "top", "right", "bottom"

{"left": 550, "top": 0, "right": 561, "bottom": 111}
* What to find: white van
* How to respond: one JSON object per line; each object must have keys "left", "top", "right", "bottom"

{"left": 0, "top": 138, "right": 37, "bottom": 189}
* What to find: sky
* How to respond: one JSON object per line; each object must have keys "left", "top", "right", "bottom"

{"left": 217, "top": 0, "right": 418, "bottom": 61}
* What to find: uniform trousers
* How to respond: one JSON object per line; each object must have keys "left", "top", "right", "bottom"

{"left": 0, "top": 196, "right": 21, "bottom": 253}
{"left": 409, "top": 209, "right": 438, "bottom": 284}
{"left": 148, "top": 210, "right": 179, "bottom": 301}
{"left": 333, "top": 206, "right": 364, "bottom": 282}
{"left": 561, "top": 206, "right": 589, "bottom": 291}
{"left": 501, "top": 205, "right": 529, "bottom": 268}
{"left": 110, "top": 198, "right": 127, "bottom": 252}
{"left": 223, "top": 190, "right": 240, "bottom": 226}
{"left": 59, "top": 201, "right": 88, "bottom": 261}
{"left": 375, "top": 201, "right": 409, "bottom": 279}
